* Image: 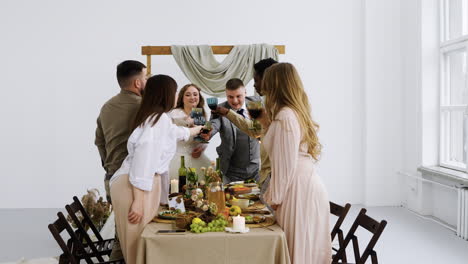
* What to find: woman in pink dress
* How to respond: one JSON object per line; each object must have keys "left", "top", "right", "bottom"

{"left": 261, "top": 63, "right": 332, "bottom": 264}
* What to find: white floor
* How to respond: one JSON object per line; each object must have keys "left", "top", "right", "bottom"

{"left": 1, "top": 206, "right": 467, "bottom": 263}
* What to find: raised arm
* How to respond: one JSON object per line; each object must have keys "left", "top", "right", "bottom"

{"left": 225, "top": 110, "right": 261, "bottom": 138}
{"left": 208, "top": 113, "right": 221, "bottom": 139}
{"left": 263, "top": 109, "right": 301, "bottom": 207}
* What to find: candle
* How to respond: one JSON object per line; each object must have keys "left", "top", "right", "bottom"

{"left": 232, "top": 215, "right": 245, "bottom": 232}
{"left": 170, "top": 179, "right": 179, "bottom": 194}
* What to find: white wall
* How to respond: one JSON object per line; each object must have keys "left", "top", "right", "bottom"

{"left": 400, "top": 0, "right": 461, "bottom": 227}
{"left": 0, "top": 0, "right": 368, "bottom": 208}
{"left": 0, "top": 0, "right": 410, "bottom": 209}
{"left": 363, "top": 0, "right": 403, "bottom": 206}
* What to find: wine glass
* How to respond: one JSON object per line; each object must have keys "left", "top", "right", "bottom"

{"left": 247, "top": 101, "right": 264, "bottom": 142}
{"left": 190, "top": 108, "right": 205, "bottom": 125}
{"left": 207, "top": 97, "right": 219, "bottom": 118}
{"left": 190, "top": 108, "right": 211, "bottom": 143}
{"left": 247, "top": 101, "right": 263, "bottom": 128}
{"left": 191, "top": 108, "right": 207, "bottom": 143}
{"left": 199, "top": 121, "right": 212, "bottom": 143}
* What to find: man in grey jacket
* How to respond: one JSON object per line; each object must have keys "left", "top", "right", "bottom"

{"left": 205, "top": 78, "right": 261, "bottom": 183}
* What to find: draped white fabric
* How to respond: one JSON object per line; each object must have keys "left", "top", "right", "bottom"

{"left": 171, "top": 44, "right": 279, "bottom": 96}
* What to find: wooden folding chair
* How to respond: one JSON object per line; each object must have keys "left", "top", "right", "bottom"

{"left": 330, "top": 201, "right": 352, "bottom": 262}
{"left": 332, "top": 208, "right": 387, "bottom": 264}
{"left": 65, "top": 196, "right": 114, "bottom": 261}
{"left": 48, "top": 212, "right": 124, "bottom": 264}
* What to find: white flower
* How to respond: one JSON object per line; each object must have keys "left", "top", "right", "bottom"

{"left": 202, "top": 204, "right": 209, "bottom": 211}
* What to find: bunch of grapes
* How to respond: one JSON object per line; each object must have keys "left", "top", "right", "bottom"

{"left": 190, "top": 215, "right": 228, "bottom": 233}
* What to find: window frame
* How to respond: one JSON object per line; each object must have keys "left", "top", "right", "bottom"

{"left": 439, "top": 0, "right": 468, "bottom": 172}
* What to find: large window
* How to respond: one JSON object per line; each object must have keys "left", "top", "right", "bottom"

{"left": 440, "top": 0, "right": 468, "bottom": 171}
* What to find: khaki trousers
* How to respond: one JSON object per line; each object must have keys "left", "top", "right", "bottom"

{"left": 110, "top": 174, "right": 161, "bottom": 264}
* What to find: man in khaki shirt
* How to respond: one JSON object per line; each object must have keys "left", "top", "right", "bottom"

{"left": 209, "top": 58, "right": 277, "bottom": 192}
{"left": 94, "top": 60, "right": 147, "bottom": 260}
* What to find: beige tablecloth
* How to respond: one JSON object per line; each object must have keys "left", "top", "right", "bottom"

{"left": 136, "top": 222, "right": 291, "bottom": 264}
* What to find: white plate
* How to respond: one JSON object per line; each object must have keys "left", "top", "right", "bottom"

{"left": 225, "top": 227, "right": 250, "bottom": 233}
{"left": 229, "top": 181, "right": 244, "bottom": 185}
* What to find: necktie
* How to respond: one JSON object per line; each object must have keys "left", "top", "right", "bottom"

{"left": 237, "top": 109, "right": 245, "bottom": 118}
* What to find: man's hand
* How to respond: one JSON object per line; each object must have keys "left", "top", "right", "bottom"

{"left": 200, "top": 130, "right": 212, "bottom": 141}
{"left": 212, "top": 106, "right": 229, "bottom": 116}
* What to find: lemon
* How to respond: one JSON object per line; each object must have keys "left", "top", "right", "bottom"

{"left": 192, "top": 217, "right": 203, "bottom": 225}
{"left": 229, "top": 205, "right": 242, "bottom": 216}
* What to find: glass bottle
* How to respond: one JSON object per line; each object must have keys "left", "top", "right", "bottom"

{"left": 208, "top": 182, "right": 225, "bottom": 214}
{"left": 178, "top": 156, "right": 187, "bottom": 192}
{"left": 215, "top": 157, "right": 223, "bottom": 182}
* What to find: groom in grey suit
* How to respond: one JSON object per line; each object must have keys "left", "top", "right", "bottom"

{"left": 206, "top": 78, "right": 261, "bottom": 184}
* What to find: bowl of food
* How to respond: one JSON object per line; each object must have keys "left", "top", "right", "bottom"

{"left": 231, "top": 198, "right": 249, "bottom": 209}
{"left": 244, "top": 215, "right": 266, "bottom": 224}
{"left": 158, "top": 210, "right": 178, "bottom": 220}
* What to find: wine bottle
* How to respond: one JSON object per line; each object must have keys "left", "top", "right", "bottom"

{"left": 178, "top": 156, "right": 187, "bottom": 192}
{"left": 215, "top": 157, "right": 223, "bottom": 182}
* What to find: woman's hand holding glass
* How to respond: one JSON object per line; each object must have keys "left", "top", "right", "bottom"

{"left": 189, "top": 126, "right": 204, "bottom": 137}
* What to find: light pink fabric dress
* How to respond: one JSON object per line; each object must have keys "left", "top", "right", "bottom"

{"left": 263, "top": 107, "right": 331, "bottom": 264}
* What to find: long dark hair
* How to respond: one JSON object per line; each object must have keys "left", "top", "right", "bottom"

{"left": 175, "top": 84, "right": 206, "bottom": 118}
{"left": 133, "top": 75, "right": 177, "bottom": 130}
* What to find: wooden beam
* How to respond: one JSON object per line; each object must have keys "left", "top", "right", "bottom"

{"left": 141, "top": 45, "right": 285, "bottom": 55}
{"left": 146, "top": 55, "right": 151, "bottom": 77}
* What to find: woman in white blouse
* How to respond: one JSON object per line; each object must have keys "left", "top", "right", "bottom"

{"left": 168, "top": 84, "right": 211, "bottom": 184}
{"left": 110, "top": 75, "right": 202, "bottom": 264}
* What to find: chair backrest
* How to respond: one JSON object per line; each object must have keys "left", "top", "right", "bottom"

{"left": 48, "top": 212, "right": 93, "bottom": 264}
{"left": 66, "top": 196, "right": 104, "bottom": 242}
{"left": 330, "top": 201, "right": 351, "bottom": 241}
{"left": 333, "top": 208, "right": 387, "bottom": 264}
{"left": 330, "top": 202, "right": 351, "bottom": 262}
{"left": 66, "top": 196, "right": 107, "bottom": 261}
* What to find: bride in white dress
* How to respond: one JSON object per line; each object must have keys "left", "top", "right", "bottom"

{"left": 167, "top": 84, "right": 211, "bottom": 185}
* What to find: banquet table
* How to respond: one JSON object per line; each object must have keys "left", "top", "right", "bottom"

{"left": 136, "top": 221, "right": 291, "bottom": 264}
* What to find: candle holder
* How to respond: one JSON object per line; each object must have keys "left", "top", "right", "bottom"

{"left": 170, "top": 179, "right": 179, "bottom": 194}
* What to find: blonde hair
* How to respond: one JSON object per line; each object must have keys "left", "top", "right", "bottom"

{"left": 263, "top": 63, "right": 321, "bottom": 160}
